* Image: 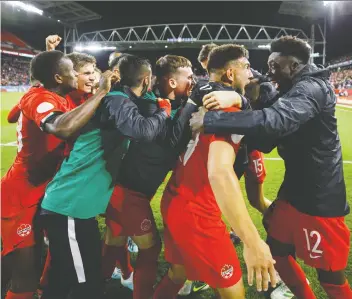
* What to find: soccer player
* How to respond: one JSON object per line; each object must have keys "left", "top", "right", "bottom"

{"left": 197, "top": 43, "right": 272, "bottom": 242}
{"left": 1, "top": 50, "right": 114, "bottom": 299}
{"left": 39, "top": 56, "right": 171, "bottom": 299}
{"left": 190, "top": 36, "right": 352, "bottom": 299}
{"left": 102, "top": 54, "right": 197, "bottom": 299}
{"left": 197, "top": 43, "right": 218, "bottom": 70}
{"left": 37, "top": 38, "right": 105, "bottom": 295}
{"left": 154, "top": 44, "right": 277, "bottom": 299}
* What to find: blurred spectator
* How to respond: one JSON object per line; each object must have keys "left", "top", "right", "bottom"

{"left": 329, "top": 66, "right": 352, "bottom": 90}
{"left": 1, "top": 54, "right": 30, "bottom": 86}
{"left": 327, "top": 53, "right": 352, "bottom": 66}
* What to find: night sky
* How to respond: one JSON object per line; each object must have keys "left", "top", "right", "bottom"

{"left": 2, "top": 1, "right": 352, "bottom": 71}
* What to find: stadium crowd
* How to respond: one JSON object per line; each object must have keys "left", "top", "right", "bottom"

{"left": 1, "top": 54, "right": 30, "bottom": 86}
{"left": 330, "top": 67, "right": 352, "bottom": 89}
{"left": 1, "top": 34, "right": 351, "bottom": 299}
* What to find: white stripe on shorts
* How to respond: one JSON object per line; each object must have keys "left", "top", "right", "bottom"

{"left": 67, "top": 217, "right": 86, "bottom": 283}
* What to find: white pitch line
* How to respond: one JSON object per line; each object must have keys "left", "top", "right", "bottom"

{"left": 0, "top": 141, "right": 17, "bottom": 147}
{"left": 265, "top": 157, "right": 352, "bottom": 164}
{"left": 1, "top": 142, "right": 351, "bottom": 164}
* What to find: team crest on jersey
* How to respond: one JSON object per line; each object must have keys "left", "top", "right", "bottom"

{"left": 36, "top": 102, "right": 54, "bottom": 113}
{"left": 221, "top": 264, "right": 234, "bottom": 279}
{"left": 17, "top": 224, "right": 32, "bottom": 237}
{"left": 141, "top": 219, "right": 152, "bottom": 232}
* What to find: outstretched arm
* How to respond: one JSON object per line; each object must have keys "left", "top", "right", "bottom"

{"left": 208, "top": 140, "right": 277, "bottom": 292}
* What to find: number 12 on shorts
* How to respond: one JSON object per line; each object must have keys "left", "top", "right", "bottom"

{"left": 303, "top": 228, "right": 323, "bottom": 259}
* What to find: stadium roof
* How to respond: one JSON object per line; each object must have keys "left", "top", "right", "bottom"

{"left": 1, "top": 30, "right": 39, "bottom": 57}
{"left": 27, "top": 1, "right": 102, "bottom": 26}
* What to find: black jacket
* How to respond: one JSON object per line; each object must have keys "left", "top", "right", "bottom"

{"left": 118, "top": 87, "right": 198, "bottom": 197}
{"left": 204, "top": 64, "right": 349, "bottom": 217}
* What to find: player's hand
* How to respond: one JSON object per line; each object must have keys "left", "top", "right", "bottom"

{"left": 203, "top": 91, "right": 242, "bottom": 110}
{"left": 243, "top": 239, "right": 277, "bottom": 292}
{"left": 190, "top": 106, "right": 207, "bottom": 135}
{"left": 46, "top": 35, "right": 62, "bottom": 51}
{"left": 98, "top": 70, "right": 118, "bottom": 94}
{"left": 157, "top": 98, "right": 171, "bottom": 117}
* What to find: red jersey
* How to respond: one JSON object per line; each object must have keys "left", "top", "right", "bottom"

{"left": 8, "top": 86, "right": 71, "bottom": 187}
{"left": 66, "top": 91, "right": 90, "bottom": 108}
{"left": 163, "top": 108, "right": 243, "bottom": 220}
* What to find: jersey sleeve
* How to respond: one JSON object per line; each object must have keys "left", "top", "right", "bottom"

{"left": 244, "top": 150, "right": 267, "bottom": 183}
{"left": 21, "top": 93, "right": 68, "bottom": 129}
{"left": 209, "top": 133, "right": 244, "bottom": 153}
{"left": 7, "top": 103, "right": 21, "bottom": 123}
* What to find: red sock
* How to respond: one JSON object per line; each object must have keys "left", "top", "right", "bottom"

{"left": 115, "top": 244, "right": 133, "bottom": 280}
{"left": 274, "top": 255, "right": 316, "bottom": 299}
{"left": 133, "top": 242, "right": 161, "bottom": 299}
{"left": 40, "top": 249, "right": 51, "bottom": 289}
{"left": 321, "top": 280, "right": 352, "bottom": 299}
{"left": 102, "top": 243, "right": 133, "bottom": 280}
{"left": 5, "top": 291, "right": 34, "bottom": 299}
{"left": 153, "top": 275, "right": 183, "bottom": 299}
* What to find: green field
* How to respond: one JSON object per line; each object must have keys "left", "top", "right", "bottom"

{"left": 1, "top": 92, "right": 351, "bottom": 299}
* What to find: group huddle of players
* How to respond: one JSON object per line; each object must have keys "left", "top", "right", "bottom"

{"left": 1, "top": 34, "right": 351, "bottom": 299}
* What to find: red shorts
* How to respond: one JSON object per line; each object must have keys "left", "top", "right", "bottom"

{"left": 1, "top": 172, "right": 46, "bottom": 256}
{"left": 245, "top": 150, "right": 266, "bottom": 184}
{"left": 161, "top": 197, "right": 242, "bottom": 289}
{"left": 105, "top": 185, "right": 157, "bottom": 237}
{"left": 1, "top": 168, "right": 47, "bottom": 217}
{"left": 1, "top": 204, "right": 41, "bottom": 256}
{"left": 264, "top": 200, "right": 350, "bottom": 271}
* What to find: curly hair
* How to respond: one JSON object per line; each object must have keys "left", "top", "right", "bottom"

{"left": 270, "top": 36, "right": 311, "bottom": 64}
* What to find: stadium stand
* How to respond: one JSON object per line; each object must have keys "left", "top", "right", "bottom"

{"left": 1, "top": 30, "right": 37, "bottom": 90}
{"left": 328, "top": 54, "right": 352, "bottom": 103}
{"left": 1, "top": 54, "right": 30, "bottom": 86}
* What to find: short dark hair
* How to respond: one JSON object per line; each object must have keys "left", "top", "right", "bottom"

{"left": 66, "top": 52, "right": 96, "bottom": 71}
{"left": 207, "top": 44, "right": 249, "bottom": 73}
{"left": 119, "top": 55, "right": 151, "bottom": 87}
{"left": 270, "top": 36, "right": 311, "bottom": 64}
{"left": 30, "top": 50, "right": 65, "bottom": 87}
{"left": 109, "top": 53, "right": 133, "bottom": 71}
{"left": 198, "top": 43, "right": 218, "bottom": 63}
{"left": 155, "top": 55, "right": 192, "bottom": 78}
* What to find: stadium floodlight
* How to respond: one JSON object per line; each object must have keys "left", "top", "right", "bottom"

{"left": 74, "top": 44, "right": 116, "bottom": 52}
{"left": 5, "top": 1, "right": 43, "bottom": 16}
{"left": 258, "top": 44, "right": 270, "bottom": 49}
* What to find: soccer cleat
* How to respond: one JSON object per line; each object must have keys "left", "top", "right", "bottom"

{"left": 230, "top": 231, "right": 242, "bottom": 245}
{"left": 178, "top": 280, "right": 193, "bottom": 296}
{"left": 127, "top": 237, "right": 138, "bottom": 253}
{"left": 270, "top": 282, "right": 294, "bottom": 299}
{"left": 269, "top": 277, "right": 310, "bottom": 299}
{"left": 121, "top": 272, "right": 134, "bottom": 291}
{"left": 111, "top": 267, "right": 122, "bottom": 280}
{"left": 192, "top": 281, "right": 210, "bottom": 293}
